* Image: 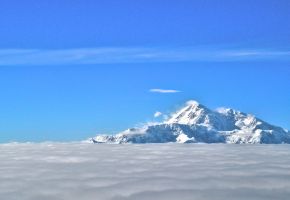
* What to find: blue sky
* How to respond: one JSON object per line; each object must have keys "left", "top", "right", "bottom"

{"left": 0, "top": 0, "right": 290, "bottom": 142}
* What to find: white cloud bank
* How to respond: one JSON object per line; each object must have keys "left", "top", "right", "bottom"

{"left": 0, "top": 47, "right": 289, "bottom": 65}
{"left": 149, "top": 89, "right": 181, "bottom": 93}
{"left": 0, "top": 143, "right": 290, "bottom": 200}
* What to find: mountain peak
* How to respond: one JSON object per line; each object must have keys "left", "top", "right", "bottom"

{"left": 216, "top": 107, "right": 240, "bottom": 116}
{"left": 91, "top": 100, "right": 290, "bottom": 144}
{"left": 166, "top": 100, "right": 211, "bottom": 125}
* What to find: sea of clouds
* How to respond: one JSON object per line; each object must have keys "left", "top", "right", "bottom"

{"left": 0, "top": 143, "right": 290, "bottom": 200}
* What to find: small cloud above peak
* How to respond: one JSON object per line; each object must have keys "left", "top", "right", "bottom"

{"left": 186, "top": 100, "right": 200, "bottom": 106}
{"left": 154, "top": 111, "right": 162, "bottom": 118}
{"left": 149, "top": 89, "right": 181, "bottom": 93}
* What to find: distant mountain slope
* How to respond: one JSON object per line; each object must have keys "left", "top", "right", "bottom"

{"left": 90, "top": 100, "right": 290, "bottom": 144}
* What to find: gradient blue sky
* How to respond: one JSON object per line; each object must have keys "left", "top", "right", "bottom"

{"left": 0, "top": 0, "right": 290, "bottom": 142}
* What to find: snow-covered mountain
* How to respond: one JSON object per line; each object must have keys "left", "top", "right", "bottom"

{"left": 90, "top": 100, "right": 290, "bottom": 144}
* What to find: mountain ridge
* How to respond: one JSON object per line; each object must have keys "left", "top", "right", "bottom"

{"left": 90, "top": 100, "right": 290, "bottom": 144}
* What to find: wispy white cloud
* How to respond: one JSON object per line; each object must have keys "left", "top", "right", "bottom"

{"left": 0, "top": 47, "right": 289, "bottom": 65}
{"left": 154, "top": 111, "right": 163, "bottom": 118}
{"left": 149, "top": 89, "right": 181, "bottom": 93}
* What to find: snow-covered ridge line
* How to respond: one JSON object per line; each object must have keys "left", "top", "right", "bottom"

{"left": 90, "top": 100, "right": 290, "bottom": 144}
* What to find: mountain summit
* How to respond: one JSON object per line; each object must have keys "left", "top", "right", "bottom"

{"left": 90, "top": 100, "right": 290, "bottom": 144}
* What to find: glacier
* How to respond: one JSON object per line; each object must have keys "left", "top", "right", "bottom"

{"left": 91, "top": 100, "right": 290, "bottom": 144}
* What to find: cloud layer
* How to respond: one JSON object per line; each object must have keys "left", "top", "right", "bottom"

{"left": 0, "top": 47, "right": 289, "bottom": 65}
{"left": 0, "top": 143, "right": 290, "bottom": 200}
